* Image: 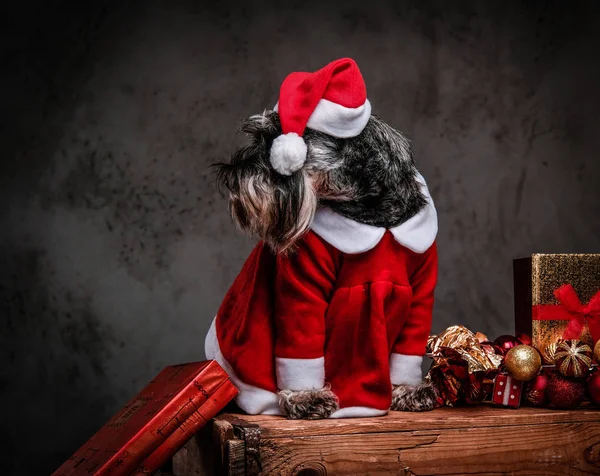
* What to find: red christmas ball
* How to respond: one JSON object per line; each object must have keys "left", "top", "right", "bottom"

{"left": 516, "top": 333, "right": 532, "bottom": 346}
{"left": 547, "top": 374, "right": 586, "bottom": 409}
{"left": 524, "top": 374, "right": 549, "bottom": 406}
{"left": 480, "top": 341, "right": 505, "bottom": 357}
{"left": 588, "top": 372, "right": 600, "bottom": 406}
{"left": 494, "top": 335, "right": 522, "bottom": 355}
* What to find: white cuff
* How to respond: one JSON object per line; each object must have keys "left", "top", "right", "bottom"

{"left": 276, "top": 357, "right": 325, "bottom": 391}
{"left": 390, "top": 353, "right": 423, "bottom": 386}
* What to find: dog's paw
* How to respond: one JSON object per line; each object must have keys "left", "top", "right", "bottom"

{"left": 278, "top": 386, "right": 339, "bottom": 420}
{"left": 390, "top": 381, "right": 437, "bottom": 412}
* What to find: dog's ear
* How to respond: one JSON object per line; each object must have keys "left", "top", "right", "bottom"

{"left": 214, "top": 110, "right": 317, "bottom": 254}
{"left": 238, "top": 111, "right": 281, "bottom": 146}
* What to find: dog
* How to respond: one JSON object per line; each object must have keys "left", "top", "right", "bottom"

{"left": 205, "top": 58, "right": 438, "bottom": 419}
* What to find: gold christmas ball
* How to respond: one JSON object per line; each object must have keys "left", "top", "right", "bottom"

{"left": 542, "top": 342, "right": 559, "bottom": 365}
{"left": 594, "top": 340, "right": 600, "bottom": 364}
{"left": 504, "top": 345, "right": 542, "bottom": 381}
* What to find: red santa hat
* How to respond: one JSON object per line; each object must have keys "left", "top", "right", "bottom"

{"left": 270, "top": 58, "right": 372, "bottom": 175}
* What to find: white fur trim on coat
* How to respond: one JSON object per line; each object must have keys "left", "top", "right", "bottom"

{"left": 207, "top": 318, "right": 395, "bottom": 418}
{"left": 311, "top": 172, "right": 437, "bottom": 254}
{"left": 275, "top": 357, "right": 325, "bottom": 391}
{"left": 205, "top": 318, "right": 282, "bottom": 415}
{"left": 273, "top": 99, "right": 371, "bottom": 138}
{"left": 389, "top": 353, "right": 423, "bottom": 386}
{"left": 329, "top": 406, "right": 388, "bottom": 418}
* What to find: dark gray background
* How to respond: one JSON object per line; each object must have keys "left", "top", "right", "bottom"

{"left": 2, "top": 1, "right": 599, "bottom": 474}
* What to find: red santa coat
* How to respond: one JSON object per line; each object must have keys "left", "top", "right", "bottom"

{"left": 205, "top": 173, "right": 438, "bottom": 418}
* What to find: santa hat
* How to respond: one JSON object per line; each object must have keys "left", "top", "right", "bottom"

{"left": 270, "top": 58, "right": 372, "bottom": 175}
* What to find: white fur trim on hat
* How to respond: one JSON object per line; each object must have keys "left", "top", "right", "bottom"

{"left": 307, "top": 99, "right": 371, "bottom": 138}
{"left": 270, "top": 132, "right": 307, "bottom": 175}
{"left": 274, "top": 99, "right": 371, "bottom": 139}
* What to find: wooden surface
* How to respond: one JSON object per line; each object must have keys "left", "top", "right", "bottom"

{"left": 250, "top": 421, "right": 600, "bottom": 475}
{"left": 173, "top": 406, "right": 600, "bottom": 476}
{"left": 217, "top": 404, "right": 600, "bottom": 437}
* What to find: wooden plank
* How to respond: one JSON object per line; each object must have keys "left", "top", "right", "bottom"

{"left": 217, "top": 405, "right": 600, "bottom": 439}
{"left": 172, "top": 418, "right": 236, "bottom": 476}
{"left": 171, "top": 424, "right": 214, "bottom": 476}
{"left": 225, "top": 439, "right": 246, "bottom": 476}
{"left": 255, "top": 421, "right": 600, "bottom": 475}
{"left": 214, "top": 419, "right": 235, "bottom": 475}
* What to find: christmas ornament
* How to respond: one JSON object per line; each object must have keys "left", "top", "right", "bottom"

{"left": 428, "top": 326, "right": 503, "bottom": 373}
{"left": 494, "top": 335, "right": 522, "bottom": 355}
{"left": 426, "top": 326, "right": 503, "bottom": 406}
{"left": 588, "top": 371, "right": 600, "bottom": 405}
{"left": 480, "top": 341, "right": 504, "bottom": 358}
{"left": 516, "top": 332, "right": 532, "bottom": 346}
{"left": 474, "top": 332, "right": 488, "bottom": 343}
{"left": 594, "top": 339, "right": 600, "bottom": 364}
{"left": 547, "top": 374, "right": 585, "bottom": 409}
{"left": 504, "top": 345, "right": 542, "bottom": 381}
{"left": 554, "top": 339, "right": 592, "bottom": 378}
{"left": 524, "top": 374, "right": 549, "bottom": 406}
{"left": 426, "top": 334, "right": 437, "bottom": 354}
{"left": 492, "top": 374, "right": 522, "bottom": 408}
{"left": 542, "top": 342, "right": 559, "bottom": 365}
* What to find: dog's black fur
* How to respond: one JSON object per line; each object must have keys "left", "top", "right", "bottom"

{"left": 216, "top": 111, "right": 427, "bottom": 253}
{"left": 215, "top": 110, "right": 436, "bottom": 417}
{"left": 318, "top": 115, "right": 427, "bottom": 228}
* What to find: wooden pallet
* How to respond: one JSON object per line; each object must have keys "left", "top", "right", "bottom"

{"left": 172, "top": 405, "right": 600, "bottom": 475}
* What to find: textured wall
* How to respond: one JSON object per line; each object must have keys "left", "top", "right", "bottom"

{"left": 2, "top": 1, "right": 600, "bottom": 473}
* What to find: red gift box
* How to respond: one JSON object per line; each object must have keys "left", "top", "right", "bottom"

{"left": 492, "top": 374, "right": 523, "bottom": 408}
{"left": 53, "top": 360, "right": 237, "bottom": 476}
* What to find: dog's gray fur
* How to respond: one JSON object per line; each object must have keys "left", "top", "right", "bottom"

{"left": 391, "top": 381, "right": 438, "bottom": 412}
{"left": 278, "top": 386, "right": 339, "bottom": 420}
{"left": 216, "top": 110, "right": 431, "bottom": 418}
{"left": 216, "top": 111, "right": 426, "bottom": 253}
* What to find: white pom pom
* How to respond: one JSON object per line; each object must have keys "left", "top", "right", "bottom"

{"left": 269, "top": 132, "right": 307, "bottom": 176}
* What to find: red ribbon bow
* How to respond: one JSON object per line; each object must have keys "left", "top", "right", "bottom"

{"left": 555, "top": 284, "right": 600, "bottom": 343}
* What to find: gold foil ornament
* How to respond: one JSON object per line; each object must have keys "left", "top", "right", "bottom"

{"left": 428, "top": 325, "right": 503, "bottom": 373}
{"left": 554, "top": 339, "right": 592, "bottom": 378}
{"left": 594, "top": 340, "right": 600, "bottom": 364}
{"left": 426, "top": 334, "right": 437, "bottom": 354}
{"left": 426, "top": 325, "right": 503, "bottom": 407}
{"left": 475, "top": 332, "right": 488, "bottom": 343}
{"left": 504, "top": 345, "right": 542, "bottom": 381}
{"left": 542, "top": 342, "right": 559, "bottom": 365}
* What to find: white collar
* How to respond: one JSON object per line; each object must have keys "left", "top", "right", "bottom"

{"left": 311, "top": 172, "right": 438, "bottom": 254}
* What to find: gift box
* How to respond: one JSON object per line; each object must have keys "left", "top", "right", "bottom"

{"left": 514, "top": 254, "right": 600, "bottom": 355}
{"left": 53, "top": 360, "right": 237, "bottom": 476}
{"left": 492, "top": 374, "right": 523, "bottom": 408}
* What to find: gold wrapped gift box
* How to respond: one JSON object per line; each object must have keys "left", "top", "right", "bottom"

{"left": 514, "top": 253, "right": 600, "bottom": 354}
